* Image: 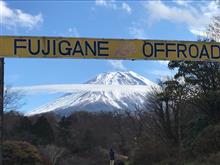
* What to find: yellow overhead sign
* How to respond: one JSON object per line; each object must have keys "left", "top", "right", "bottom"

{"left": 0, "top": 36, "right": 220, "bottom": 62}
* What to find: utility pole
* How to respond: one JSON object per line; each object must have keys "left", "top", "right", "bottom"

{"left": 0, "top": 58, "right": 4, "bottom": 165}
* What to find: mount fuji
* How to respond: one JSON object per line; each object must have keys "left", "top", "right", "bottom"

{"left": 26, "top": 71, "right": 158, "bottom": 116}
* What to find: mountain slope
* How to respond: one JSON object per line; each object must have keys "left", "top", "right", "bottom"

{"left": 26, "top": 71, "right": 158, "bottom": 116}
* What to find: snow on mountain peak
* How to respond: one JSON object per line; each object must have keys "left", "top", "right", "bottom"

{"left": 86, "top": 71, "right": 154, "bottom": 86}
{"left": 26, "top": 71, "right": 158, "bottom": 116}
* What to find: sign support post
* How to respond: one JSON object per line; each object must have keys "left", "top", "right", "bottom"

{"left": 0, "top": 58, "right": 4, "bottom": 165}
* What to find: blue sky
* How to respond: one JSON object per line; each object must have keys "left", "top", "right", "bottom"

{"left": 1, "top": 0, "right": 220, "bottom": 113}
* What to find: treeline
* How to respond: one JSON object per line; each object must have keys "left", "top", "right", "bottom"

{"left": 3, "top": 109, "right": 147, "bottom": 165}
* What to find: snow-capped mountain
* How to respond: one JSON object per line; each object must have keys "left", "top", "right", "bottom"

{"left": 26, "top": 71, "right": 158, "bottom": 116}
{"left": 86, "top": 71, "right": 155, "bottom": 86}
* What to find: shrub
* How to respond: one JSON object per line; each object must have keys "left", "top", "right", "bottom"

{"left": 131, "top": 140, "right": 168, "bottom": 165}
{"left": 206, "top": 152, "right": 220, "bottom": 164}
{"left": 115, "top": 160, "right": 125, "bottom": 165}
{"left": 3, "top": 140, "right": 44, "bottom": 165}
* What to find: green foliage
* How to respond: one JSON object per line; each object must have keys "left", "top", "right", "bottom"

{"left": 168, "top": 61, "right": 220, "bottom": 123}
{"left": 183, "top": 116, "right": 209, "bottom": 151}
{"left": 168, "top": 61, "right": 220, "bottom": 91}
{"left": 3, "top": 141, "right": 44, "bottom": 165}
{"left": 192, "top": 124, "right": 220, "bottom": 157}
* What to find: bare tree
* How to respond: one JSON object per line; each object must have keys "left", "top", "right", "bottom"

{"left": 146, "top": 79, "right": 187, "bottom": 147}
{"left": 207, "top": 16, "right": 220, "bottom": 42}
{"left": 39, "top": 144, "right": 65, "bottom": 165}
{"left": 4, "top": 86, "right": 24, "bottom": 111}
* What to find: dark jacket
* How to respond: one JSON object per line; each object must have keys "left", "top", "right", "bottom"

{"left": 109, "top": 149, "right": 115, "bottom": 160}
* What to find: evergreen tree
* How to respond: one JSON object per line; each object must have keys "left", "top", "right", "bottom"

{"left": 57, "top": 116, "right": 72, "bottom": 147}
{"left": 31, "top": 116, "right": 54, "bottom": 145}
{"left": 168, "top": 61, "right": 220, "bottom": 123}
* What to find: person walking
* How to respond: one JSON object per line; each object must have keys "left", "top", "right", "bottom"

{"left": 109, "top": 148, "right": 115, "bottom": 165}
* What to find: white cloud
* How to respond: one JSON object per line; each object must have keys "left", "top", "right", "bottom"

{"left": 12, "top": 84, "right": 152, "bottom": 95}
{"left": 157, "top": 60, "right": 169, "bottom": 65}
{"left": 151, "top": 70, "right": 173, "bottom": 82}
{"left": 95, "top": 0, "right": 107, "bottom": 6}
{"left": 95, "top": 0, "right": 132, "bottom": 13}
{"left": 174, "top": 0, "right": 190, "bottom": 6}
{"left": 109, "top": 60, "right": 127, "bottom": 71}
{"left": 144, "top": 0, "right": 220, "bottom": 37}
{"left": 189, "top": 28, "right": 208, "bottom": 38}
{"left": 67, "top": 27, "right": 79, "bottom": 37}
{"left": 129, "top": 27, "right": 147, "bottom": 39}
{"left": 56, "top": 27, "right": 80, "bottom": 37}
{"left": 95, "top": 0, "right": 117, "bottom": 9}
{"left": 122, "top": 2, "right": 132, "bottom": 14}
{"left": 0, "top": 1, "right": 43, "bottom": 29}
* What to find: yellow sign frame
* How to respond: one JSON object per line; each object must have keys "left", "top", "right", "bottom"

{"left": 1, "top": 36, "right": 220, "bottom": 62}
